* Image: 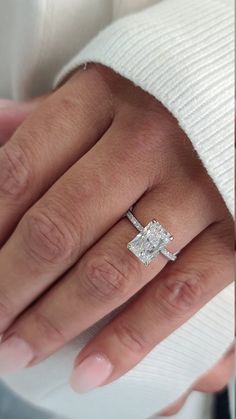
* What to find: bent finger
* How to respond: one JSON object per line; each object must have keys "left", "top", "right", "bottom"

{"left": 158, "top": 393, "right": 190, "bottom": 417}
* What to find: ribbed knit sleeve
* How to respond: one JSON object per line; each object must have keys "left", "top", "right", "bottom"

{"left": 56, "top": 0, "right": 234, "bottom": 215}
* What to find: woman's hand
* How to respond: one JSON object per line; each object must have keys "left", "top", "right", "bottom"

{"left": 0, "top": 65, "right": 233, "bottom": 396}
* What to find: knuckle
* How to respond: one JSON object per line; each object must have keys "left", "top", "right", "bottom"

{"left": 80, "top": 255, "right": 129, "bottom": 302}
{"left": 0, "top": 143, "right": 32, "bottom": 199}
{"left": 20, "top": 206, "right": 77, "bottom": 265}
{"left": 159, "top": 269, "right": 204, "bottom": 318}
{"left": 113, "top": 320, "right": 148, "bottom": 354}
{"left": 86, "top": 64, "right": 115, "bottom": 102}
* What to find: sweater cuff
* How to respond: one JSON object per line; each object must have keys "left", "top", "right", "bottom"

{"left": 55, "top": 0, "right": 234, "bottom": 215}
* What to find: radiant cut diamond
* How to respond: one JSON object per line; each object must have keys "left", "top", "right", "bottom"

{"left": 127, "top": 220, "right": 173, "bottom": 266}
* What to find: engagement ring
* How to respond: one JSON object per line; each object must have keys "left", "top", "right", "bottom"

{"left": 126, "top": 210, "right": 177, "bottom": 266}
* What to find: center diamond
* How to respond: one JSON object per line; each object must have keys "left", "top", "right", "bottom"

{"left": 127, "top": 220, "right": 172, "bottom": 266}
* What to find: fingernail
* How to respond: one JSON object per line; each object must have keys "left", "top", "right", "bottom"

{"left": 70, "top": 353, "right": 113, "bottom": 393}
{"left": 0, "top": 335, "right": 34, "bottom": 375}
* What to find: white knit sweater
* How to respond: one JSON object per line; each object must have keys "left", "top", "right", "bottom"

{"left": 0, "top": 1, "right": 234, "bottom": 418}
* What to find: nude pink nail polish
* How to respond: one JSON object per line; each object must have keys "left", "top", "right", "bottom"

{"left": 70, "top": 353, "right": 113, "bottom": 393}
{"left": 0, "top": 336, "right": 34, "bottom": 375}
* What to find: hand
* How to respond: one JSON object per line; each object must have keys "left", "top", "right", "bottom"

{"left": 0, "top": 65, "right": 233, "bottom": 398}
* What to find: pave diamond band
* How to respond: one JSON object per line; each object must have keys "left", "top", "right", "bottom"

{"left": 126, "top": 210, "right": 177, "bottom": 266}
{"left": 160, "top": 248, "right": 177, "bottom": 262}
{"left": 126, "top": 210, "right": 144, "bottom": 233}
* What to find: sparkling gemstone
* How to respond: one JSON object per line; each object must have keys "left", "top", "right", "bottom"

{"left": 127, "top": 220, "right": 172, "bottom": 266}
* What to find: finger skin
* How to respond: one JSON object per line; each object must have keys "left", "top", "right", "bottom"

{"left": 158, "top": 393, "right": 190, "bottom": 417}
{"left": 69, "top": 218, "right": 233, "bottom": 391}
{"left": 0, "top": 66, "right": 113, "bottom": 244}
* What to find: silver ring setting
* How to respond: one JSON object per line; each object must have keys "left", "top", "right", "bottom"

{"left": 126, "top": 210, "right": 177, "bottom": 266}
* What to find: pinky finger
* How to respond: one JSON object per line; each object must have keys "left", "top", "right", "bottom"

{"left": 70, "top": 217, "right": 234, "bottom": 393}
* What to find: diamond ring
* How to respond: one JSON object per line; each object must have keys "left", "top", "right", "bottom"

{"left": 126, "top": 210, "right": 177, "bottom": 266}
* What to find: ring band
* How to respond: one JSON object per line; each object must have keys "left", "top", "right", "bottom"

{"left": 126, "top": 210, "right": 177, "bottom": 266}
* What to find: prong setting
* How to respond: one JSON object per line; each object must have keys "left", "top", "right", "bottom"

{"left": 127, "top": 219, "right": 175, "bottom": 266}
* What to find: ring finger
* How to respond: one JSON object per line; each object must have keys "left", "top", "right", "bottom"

{"left": 70, "top": 217, "right": 233, "bottom": 393}
{"left": 0, "top": 177, "right": 226, "bottom": 371}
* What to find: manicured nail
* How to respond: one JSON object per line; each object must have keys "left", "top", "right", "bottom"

{"left": 70, "top": 353, "right": 113, "bottom": 393}
{"left": 0, "top": 335, "right": 34, "bottom": 375}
